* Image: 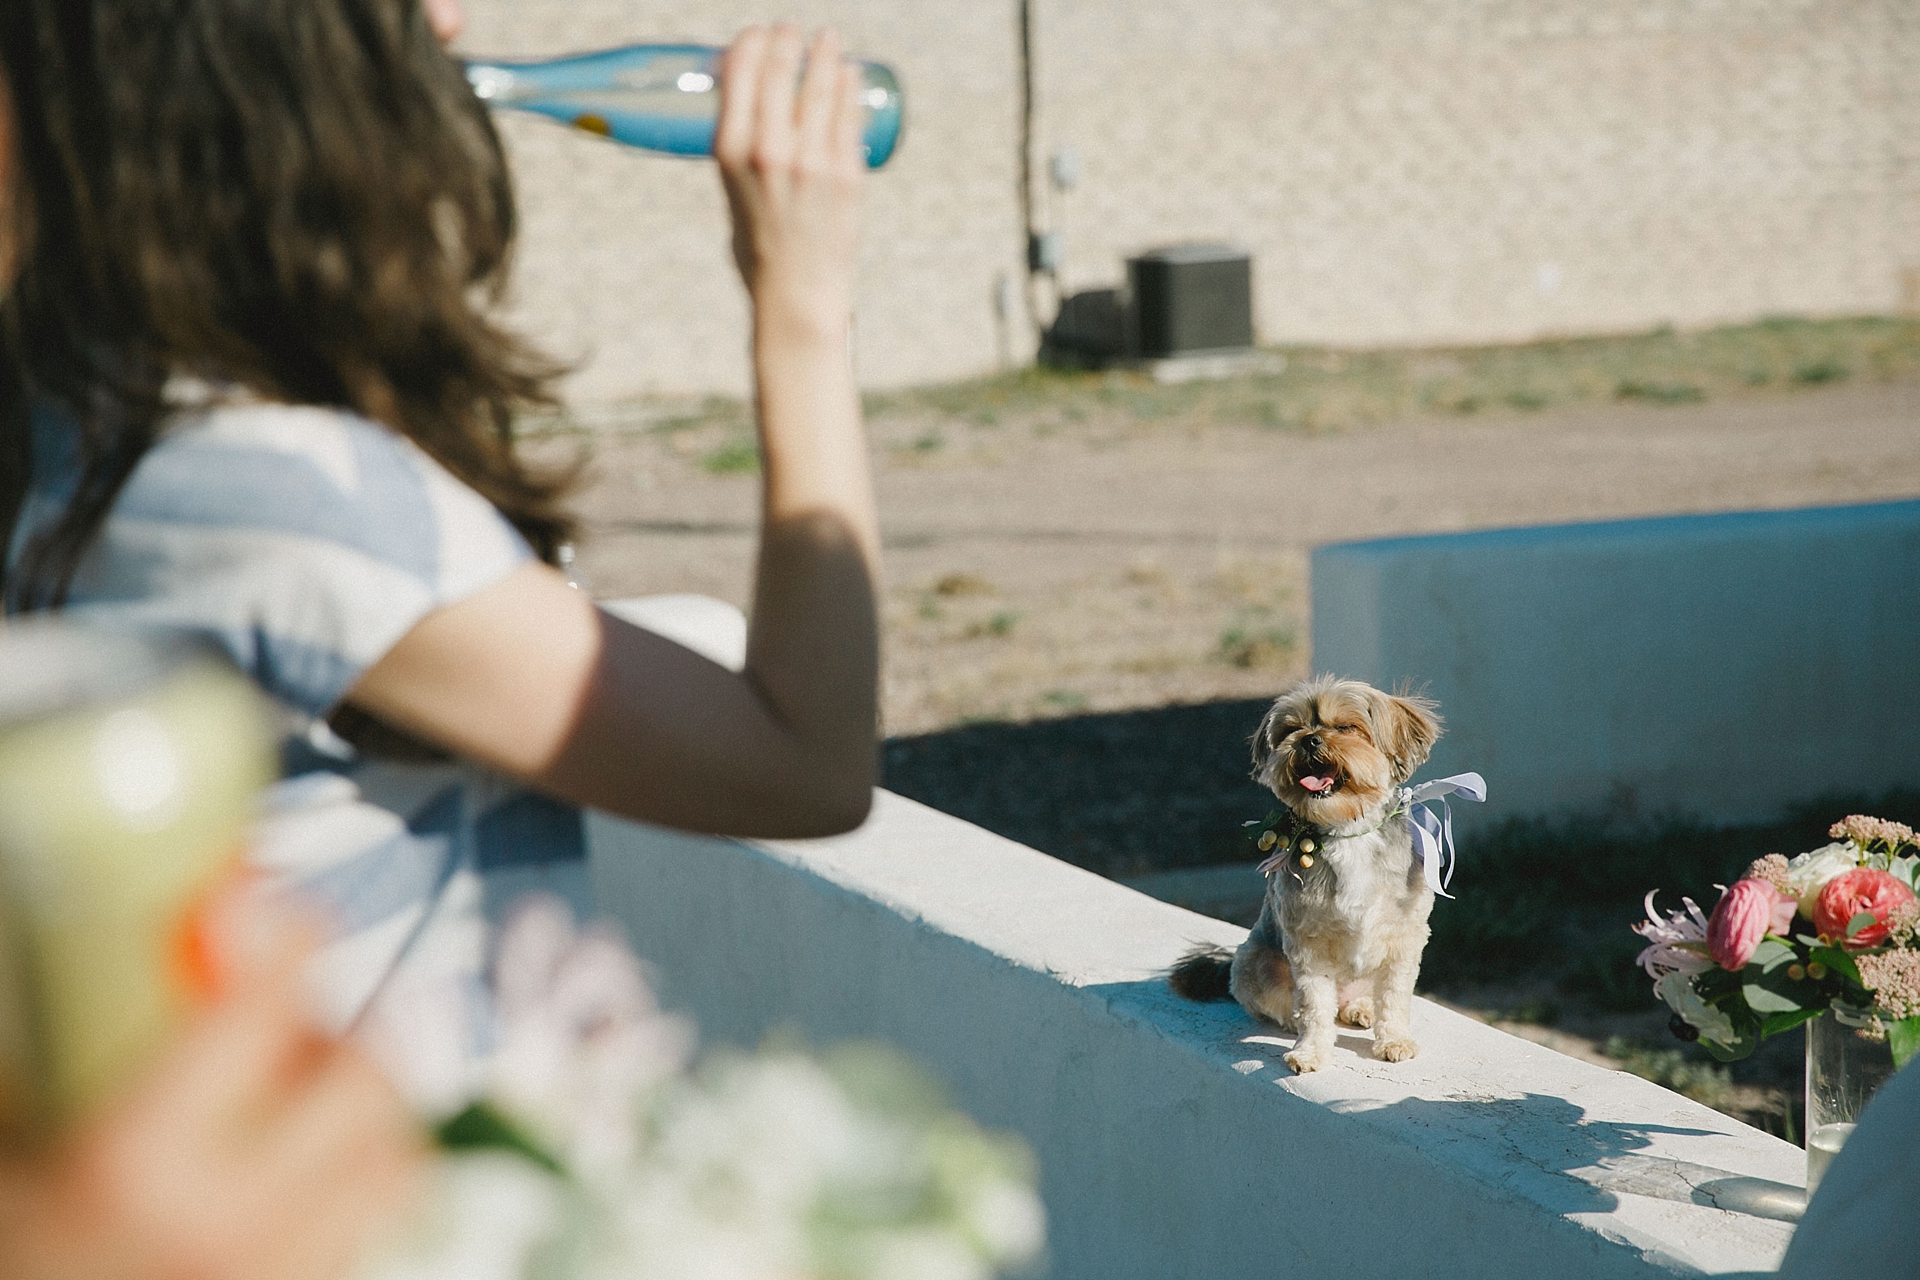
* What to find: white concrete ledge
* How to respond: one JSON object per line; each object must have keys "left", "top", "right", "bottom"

{"left": 1312, "top": 500, "right": 1920, "bottom": 829}
{"left": 589, "top": 792, "right": 1800, "bottom": 1279}
{"left": 600, "top": 595, "right": 748, "bottom": 671}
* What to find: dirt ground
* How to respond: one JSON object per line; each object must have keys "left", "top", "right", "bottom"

{"left": 554, "top": 369, "right": 1919, "bottom": 1135}
{"left": 563, "top": 374, "right": 1920, "bottom": 736}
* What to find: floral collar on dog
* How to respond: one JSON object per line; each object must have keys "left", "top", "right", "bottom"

{"left": 1244, "top": 807, "right": 1399, "bottom": 874}
{"left": 1245, "top": 773, "right": 1487, "bottom": 899}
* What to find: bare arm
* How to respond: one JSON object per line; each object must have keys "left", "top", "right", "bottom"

{"left": 344, "top": 26, "right": 879, "bottom": 837}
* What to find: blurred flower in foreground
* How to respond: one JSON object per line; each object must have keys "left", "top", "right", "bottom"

{"left": 355, "top": 896, "right": 1045, "bottom": 1280}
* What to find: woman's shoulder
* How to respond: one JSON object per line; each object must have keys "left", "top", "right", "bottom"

{"left": 150, "top": 399, "right": 446, "bottom": 521}
{"left": 127, "top": 400, "right": 530, "bottom": 589}
{"left": 164, "top": 398, "right": 401, "bottom": 466}
{"left": 54, "top": 398, "right": 537, "bottom": 717}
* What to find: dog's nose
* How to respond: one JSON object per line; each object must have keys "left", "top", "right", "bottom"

{"left": 1301, "top": 733, "right": 1322, "bottom": 751}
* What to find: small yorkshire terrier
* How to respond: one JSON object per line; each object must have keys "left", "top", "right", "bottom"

{"left": 1171, "top": 675, "right": 1443, "bottom": 1073}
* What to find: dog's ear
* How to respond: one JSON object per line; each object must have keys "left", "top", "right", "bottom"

{"left": 1371, "top": 688, "right": 1442, "bottom": 783}
{"left": 1249, "top": 697, "right": 1292, "bottom": 784}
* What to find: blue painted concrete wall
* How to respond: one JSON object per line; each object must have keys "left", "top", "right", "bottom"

{"left": 1311, "top": 500, "right": 1920, "bottom": 828}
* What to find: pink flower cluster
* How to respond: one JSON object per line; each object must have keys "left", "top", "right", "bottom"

{"left": 1888, "top": 900, "right": 1920, "bottom": 948}
{"left": 1705, "top": 878, "right": 1798, "bottom": 970}
{"left": 1642, "top": 814, "right": 1920, "bottom": 1051}
{"left": 1743, "top": 854, "right": 1791, "bottom": 894}
{"left": 1705, "top": 867, "right": 1919, "bottom": 966}
{"left": 1813, "top": 869, "right": 1918, "bottom": 949}
{"left": 1830, "top": 815, "right": 1919, "bottom": 851}
{"left": 1856, "top": 949, "right": 1920, "bottom": 1022}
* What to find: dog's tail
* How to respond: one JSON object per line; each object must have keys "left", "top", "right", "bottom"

{"left": 1168, "top": 944, "right": 1235, "bottom": 1002}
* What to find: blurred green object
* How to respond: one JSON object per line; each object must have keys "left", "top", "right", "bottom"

{"left": 0, "top": 624, "right": 272, "bottom": 1139}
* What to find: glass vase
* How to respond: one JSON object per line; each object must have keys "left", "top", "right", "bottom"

{"left": 1805, "top": 1009, "right": 1896, "bottom": 1196}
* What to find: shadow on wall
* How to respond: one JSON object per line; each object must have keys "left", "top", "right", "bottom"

{"left": 883, "top": 700, "right": 1920, "bottom": 1007}
{"left": 884, "top": 697, "right": 1920, "bottom": 892}
{"left": 1090, "top": 970, "right": 1797, "bottom": 1223}
{"left": 882, "top": 699, "right": 1277, "bottom": 879}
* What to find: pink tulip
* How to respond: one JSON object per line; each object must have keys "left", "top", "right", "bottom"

{"left": 1814, "top": 869, "right": 1917, "bottom": 949}
{"left": 1707, "top": 878, "right": 1794, "bottom": 970}
{"left": 1768, "top": 891, "right": 1798, "bottom": 937}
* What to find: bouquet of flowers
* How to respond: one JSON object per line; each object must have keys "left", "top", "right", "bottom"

{"left": 353, "top": 898, "right": 1046, "bottom": 1280}
{"left": 1634, "top": 815, "right": 1920, "bottom": 1068}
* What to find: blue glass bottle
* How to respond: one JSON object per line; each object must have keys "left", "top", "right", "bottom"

{"left": 464, "top": 45, "right": 904, "bottom": 169}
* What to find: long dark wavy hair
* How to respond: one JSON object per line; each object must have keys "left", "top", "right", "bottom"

{"left": 0, "top": 0, "right": 575, "bottom": 611}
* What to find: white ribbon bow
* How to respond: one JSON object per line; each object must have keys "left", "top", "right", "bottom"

{"left": 1401, "top": 772, "right": 1486, "bottom": 899}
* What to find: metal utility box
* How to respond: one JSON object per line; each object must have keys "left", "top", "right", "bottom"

{"left": 1127, "top": 245, "right": 1253, "bottom": 358}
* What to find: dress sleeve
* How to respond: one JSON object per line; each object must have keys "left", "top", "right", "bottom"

{"left": 62, "top": 403, "right": 534, "bottom": 716}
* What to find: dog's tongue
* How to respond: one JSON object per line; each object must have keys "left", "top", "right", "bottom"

{"left": 1300, "top": 774, "right": 1335, "bottom": 793}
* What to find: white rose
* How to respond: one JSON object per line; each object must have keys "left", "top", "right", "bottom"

{"left": 1786, "top": 842, "right": 1862, "bottom": 918}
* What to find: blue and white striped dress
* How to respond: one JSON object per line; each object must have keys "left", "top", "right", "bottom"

{"left": 8, "top": 398, "right": 589, "bottom": 1048}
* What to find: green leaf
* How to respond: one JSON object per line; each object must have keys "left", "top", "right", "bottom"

{"left": 1760, "top": 1007, "right": 1823, "bottom": 1039}
{"left": 1743, "top": 945, "right": 1823, "bottom": 1014}
{"left": 1750, "top": 937, "right": 1796, "bottom": 970}
{"left": 1698, "top": 1028, "right": 1760, "bottom": 1062}
{"left": 1891, "top": 1017, "right": 1920, "bottom": 1070}
{"left": 1810, "top": 945, "right": 1865, "bottom": 989}
{"left": 1690, "top": 991, "right": 1763, "bottom": 1062}
{"left": 434, "top": 1102, "right": 566, "bottom": 1177}
{"left": 1847, "top": 911, "right": 1878, "bottom": 939}
{"left": 1743, "top": 977, "right": 1809, "bottom": 1014}
{"left": 1694, "top": 966, "right": 1745, "bottom": 1001}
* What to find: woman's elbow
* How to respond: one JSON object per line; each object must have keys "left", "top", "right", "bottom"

{"left": 770, "top": 748, "right": 876, "bottom": 837}
{"left": 807, "top": 786, "right": 875, "bottom": 836}
{"left": 793, "top": 769, "right": 876, "bottom": 836}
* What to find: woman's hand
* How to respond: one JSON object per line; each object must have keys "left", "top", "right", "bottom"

{"left": 0, "top": 892, "right": 424, "bottom": 1280}
{"left": 715, "top": 25, "right": 866, "bottom": 343}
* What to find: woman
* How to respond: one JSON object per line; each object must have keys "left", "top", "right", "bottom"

{"left": 0, "top": 0, "right": 880, "bottom": 1047}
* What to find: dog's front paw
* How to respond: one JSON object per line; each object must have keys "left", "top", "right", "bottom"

{"left": 1337, "top": 996, "right": 1375, "bottom": 1029}
{"left": 1284, "top": 1044, "right": 1330, "bottom": 1074}
{"left": 1372, "top": 1035, "right": 1419, "bottom": 1062}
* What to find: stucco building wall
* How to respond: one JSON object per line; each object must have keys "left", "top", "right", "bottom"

{"left": 459, "top": 0, "right": 1029, "bottom": 403}
{"left": 461, "top": 0, "right": 1920, "bottom": 402}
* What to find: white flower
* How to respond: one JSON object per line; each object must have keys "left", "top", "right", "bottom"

{"left": 369, "top": 895, "right": 1045, "bottom": 1280}
{"left": 871, "top": 1230, "right": 991, "bottom": 1280}
{"left": 355, "top": 969, "right": 486, "bottom": 1120}
{"left": 1787, "top": 842, "right": 1862, "bottom": 917}
{"left": 355, "top": 1153, "right": 564, "bottom": 1280}
{"left": 1653, "top": 971, "right": 1738, "bottom": 1049}
{"left": 599, "top": 1169, "right": 804, "bottom": 1280}
{"left": 489, "top": 895, "right": 695, "bottom": 1174}
{"left": 1632, "top": 891, "right": 1712, "bottom": 977}
{"left": 964, "top": 1180, "right": 1047, "bottom": 1265}
{"left": 653, "top": 1054, "right": 853, "bottom": 1216}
